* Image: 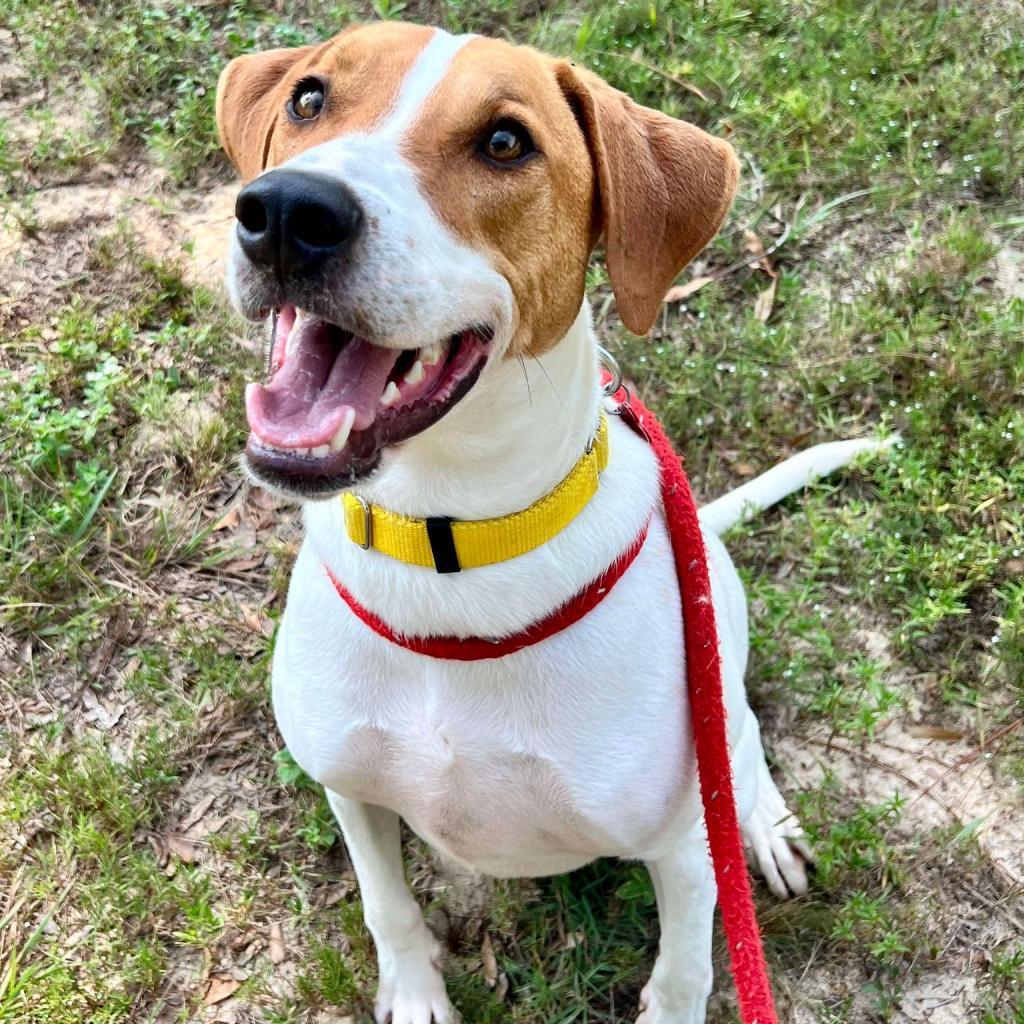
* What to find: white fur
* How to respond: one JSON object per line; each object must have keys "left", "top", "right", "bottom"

{"left": 235, "top": 28, "right": 878, "bottom": 1024}
{"left": 274, "top": 310, "right": 819, "bottom": 1024}
{"left": 378, "top": 29, "right": 475, "bottom": 135}
{"left": 700, "top": 435, "right": 897, "bottom": 536}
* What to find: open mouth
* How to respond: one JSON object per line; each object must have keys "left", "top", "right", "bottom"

{"left": 244, "top": 305, "right": 492, "bottom": 494}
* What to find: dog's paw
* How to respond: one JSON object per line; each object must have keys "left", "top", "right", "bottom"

{"left": 375, "top": 938, "right": 454, "bottom": 1024}
{"left": 741, "top": 780, "right": 812, "bottom": 899}
{"left": 636, "top": 979, "right": 707, "bottom": 1024}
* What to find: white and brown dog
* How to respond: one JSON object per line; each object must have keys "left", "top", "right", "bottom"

{"left": 216, "top": 22, "right": 883, "bottom": 1024}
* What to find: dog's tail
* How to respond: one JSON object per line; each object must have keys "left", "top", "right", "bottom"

{"left": 698, "top": 436, "right": 898, "bottom": 537}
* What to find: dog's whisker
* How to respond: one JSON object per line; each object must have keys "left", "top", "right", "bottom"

{"left": 517, "top": 354, "right": 533, "bottom": 408}
{"left": 525, "top": 345, "right": 563, "bottom": 405}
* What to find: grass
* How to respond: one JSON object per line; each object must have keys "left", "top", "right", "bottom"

{"left": 1, "top": 0, "right": 1022, "bottom": 1022}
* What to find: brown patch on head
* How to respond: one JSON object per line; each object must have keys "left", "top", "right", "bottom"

{"left": 406, "top": 37, "right": 596, "bottom": 357}
{"left": 400, "top": 39, "right": 738, "bottom": 351}
{"left": 216, "top": 22, "right": 436, "bottom": 181}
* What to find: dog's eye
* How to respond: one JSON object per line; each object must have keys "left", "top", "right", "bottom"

{"left": 288, "top": 78, "right": 326, "bottom": 121}
{"left": 479, "top": 120, "right": 535, "bottom": 165}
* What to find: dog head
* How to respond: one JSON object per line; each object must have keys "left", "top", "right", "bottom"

{"left": 217, "top": 22, "right": 738, "bottom": 498}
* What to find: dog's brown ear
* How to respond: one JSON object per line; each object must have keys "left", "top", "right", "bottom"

{"left": 555, "top": 63, "right": 739, "bottom": 336}
{"left": 216, "top": 46, "right": 317, "bottom": 181}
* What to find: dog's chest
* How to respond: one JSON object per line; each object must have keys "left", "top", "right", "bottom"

{"left": 272, "top": 536, "right": 700, "bottom": 874}
{"left": 297, "top": 701, "right": 628, "bottom": 874}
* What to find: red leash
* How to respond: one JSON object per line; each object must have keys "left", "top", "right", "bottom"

{"left": 612, "top": 383, "right": 778, "bottom": 1024}
{"left": 326, "top": 384, "right": 777, "bottom": 1024}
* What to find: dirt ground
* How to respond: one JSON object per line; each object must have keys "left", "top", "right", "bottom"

{"left": 3, "top": 4, "right": 1023, "bottom": 1021}
{"left": 4, "top": 162, "right": 1020, "bottom": 1022}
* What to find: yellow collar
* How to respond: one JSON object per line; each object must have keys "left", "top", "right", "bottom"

{"left": 341, "top": 416, "right": 610, "bottom": 573}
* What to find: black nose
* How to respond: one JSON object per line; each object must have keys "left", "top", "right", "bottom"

{"left": 234, "top": 169, "right": 363, "bottom": 278}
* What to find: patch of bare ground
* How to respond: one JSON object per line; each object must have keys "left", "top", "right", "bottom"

{"left": 763, "top": 612, "right": 1023, "bottom": 1022}
{"left": 776, "top": 618, "right": 1023, "bottom": 885}
{"left": 1, "top": 168, "right": 236, "bottom": 331}
{"left": 994, "top": 243, "right": 1024, "bottom": 300}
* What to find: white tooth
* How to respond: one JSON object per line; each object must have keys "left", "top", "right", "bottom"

{"left": 311, "top": 444, "right": 329, "bottom": 458}
{"left": 285, "top": 314, "right": 299, "bottom": 357}
{"left": 380, "top": 381, "right": 401, "bottom": 407}
{"left": 330, "top": 408, "right": 356, "bottom": 451}
{"left": 404, "top": 359, "right": 425, "bottom": 386}
{"left": 421, "top": 342, "right": 444, "bottom": 366}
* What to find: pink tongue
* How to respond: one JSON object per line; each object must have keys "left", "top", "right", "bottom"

{"left": 246, "top": 318, "right": 401, "bottom": 448}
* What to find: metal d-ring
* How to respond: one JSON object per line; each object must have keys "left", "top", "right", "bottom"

{"left": 597, "top": 345, "right": 622, "bottom": 396}
{"left": 353, "top": 495, "right": 373, "bottom": 550}
{"left": 597, "top": 346, "right": 631, "bottom": 413}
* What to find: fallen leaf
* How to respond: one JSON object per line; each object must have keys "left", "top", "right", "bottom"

{"left": 743, "top": 229, "right": 764, "bottom": 254}
{"left": 180, "top": 791, "right": 218, "bottom": 834}
{"left": 742, "top": 229, "right": 778, "bottom": 278}
{"left": 25, "top": 709, "right": 58, "bottom": 727}
{"left": 220, "top": 554, "right": 266, "bottom": 574}
{"left": 236, "top": 939, "right": 262, "bottom": 967}
{"left": 908, "top": 724, "right": 965, "bottom": 742}
{"left": 249, "top": 486, "right": 285, "bottom": 511}
{"left": 238, "top": 603, "right": 273, "bottom": 637}
{"left": 213, "top": 506, "right": 242, "bottom": 531}
{"left": 664, "top": 276, "right": 714, "bottom": 303}
{"left": 230, "top": 929, "right": 257, "bottom": 952}
{"left": 80, "top": 689, "right": 126, "bottom": 731}
{"left": 191, "top": 814, "right": 228, "bottom": 838}
{"left": 268, "top": 921, "right": 286, "bottom": 964}
{"left": 313, "top": 881, "right": 352, "bottom": 910}
{"left": 164, "top": 833, "right": 205, "bottom": 864}
{"left": 481, "top": 933, "right": 498, "bottom": 988}
{"left": 754, "top": 278, "right": 777, "bottom": 322}
{"left": 87, "top": 606, "right": 134, "bottom": 679}
{"left": 775, "top": 561, "right": 795, "bottom": 580}
{"left": 203, "top": 975, "right": 242, "bottom": 1006}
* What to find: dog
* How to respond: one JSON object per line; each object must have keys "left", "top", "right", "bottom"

{"left": 216, "top": 22, "right": 885, "bottom": 1024}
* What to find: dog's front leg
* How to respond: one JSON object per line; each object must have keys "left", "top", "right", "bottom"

{"left": 637, "top": 834, "right": 716, "bottom": 1024}
{"left": 327, "top": 792, "right": 453, "bottom": 1024}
